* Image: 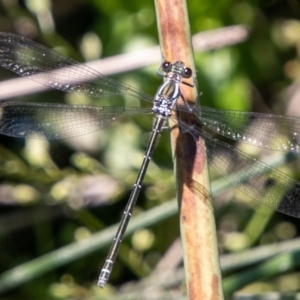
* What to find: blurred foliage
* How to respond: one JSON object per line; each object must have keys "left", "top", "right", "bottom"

{"left": 0, "top": 0, "right": 300, "bottom": 299}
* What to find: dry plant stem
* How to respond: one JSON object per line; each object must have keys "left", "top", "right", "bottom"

{"left": 154, "top": 0, "right": 224, "bottom": 299}
{"left": 0, "top": 26, "right": 248, "bottom": 101}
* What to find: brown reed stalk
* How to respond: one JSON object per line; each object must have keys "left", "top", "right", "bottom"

{"left": 153, "top": 0, "right": 224, "bottom": 298}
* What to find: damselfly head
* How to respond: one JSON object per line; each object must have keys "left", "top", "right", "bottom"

{"left": 161, "top": 61, "right": 192, "bottom": 79}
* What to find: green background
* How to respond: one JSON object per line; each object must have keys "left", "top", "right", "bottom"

{"left": 1, "top": 0, "right": 300, "bottom": 299}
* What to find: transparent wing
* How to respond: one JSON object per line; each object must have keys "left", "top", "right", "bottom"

{"left": 0, "top": 32, "right": 153, "bottom": 102}
{"left": 177, "top": 119, "right": 300, "bottom": 218}
{"left": 205, "top": 135, "right": 300, "bottom": 217}
{"left": 197, "top": 106, "right": 300, "bottom": 152}
{"left": 0, "top": 101, "right": 152, "bottom": 139}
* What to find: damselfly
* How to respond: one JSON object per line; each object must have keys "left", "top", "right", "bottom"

{"left": 0, "top": 32, "right": 300, "bottom": 287}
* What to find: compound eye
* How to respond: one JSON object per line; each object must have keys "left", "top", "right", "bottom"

{"left": 182, "top": 67, "right": 192, "bottom": 78}
{"left": 161, "top": 61, "right": 171, "bottom": 72}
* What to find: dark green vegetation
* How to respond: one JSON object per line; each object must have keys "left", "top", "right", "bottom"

{"left": 1, "top": 0, "right": 300, "bottom": 299}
